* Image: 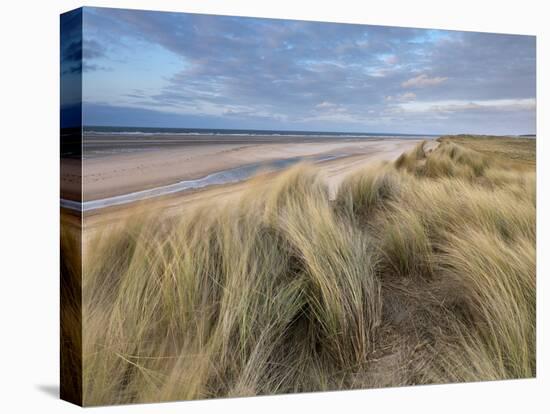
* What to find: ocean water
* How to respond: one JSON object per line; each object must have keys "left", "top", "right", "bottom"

{"left": 83, "top": 126, "right": 434, "bottom": 138}
{"left": 80, "top": 126, "right": 436, "bottom": 159}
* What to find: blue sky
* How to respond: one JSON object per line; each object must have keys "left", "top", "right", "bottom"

{"left": 74, "top": 7, "right": 535, "bottom": 134}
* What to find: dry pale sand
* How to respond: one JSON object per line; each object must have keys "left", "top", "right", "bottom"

{"left": 81, "top": 139, "right": 424, "bottom": 201}
{"left": 77, "top": 138, "right": 432, "bottom": 236}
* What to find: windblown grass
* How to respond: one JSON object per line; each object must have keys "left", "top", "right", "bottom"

{"left": 74, "top": 136, "right": 535, "bottom": 405}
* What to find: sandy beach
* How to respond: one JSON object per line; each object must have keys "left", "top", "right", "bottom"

{"left": 60, "top": 158, "right": 82, "bottom": 201}
{"left": 81, "top": 136, "right": 428, "bottom": 201}
{"left": 70, "top": 137, "right": 434, "bottom": 234}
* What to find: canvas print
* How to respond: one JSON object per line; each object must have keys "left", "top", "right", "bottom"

{"left": 60, "top": 7, "right": 536, "bottom": 406}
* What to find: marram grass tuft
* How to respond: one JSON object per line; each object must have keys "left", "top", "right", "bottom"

{"left": 74, "top": 137, "right": 535, "bottom": 405}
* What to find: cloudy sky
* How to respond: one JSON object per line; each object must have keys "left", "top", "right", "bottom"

{"left": 78, "top": 7, "right": 536, "bottom": 134}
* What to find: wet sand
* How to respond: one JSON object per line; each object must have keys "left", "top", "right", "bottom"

{"left": 81, "top": 137, "right": 427, "bottom": 201}
{"left": 71, "top": 137, "right": 433, "bottom": 235}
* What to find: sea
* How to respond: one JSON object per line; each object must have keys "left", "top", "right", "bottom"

{"left": 83, "top": 126, "right": 436, "bottom": 139}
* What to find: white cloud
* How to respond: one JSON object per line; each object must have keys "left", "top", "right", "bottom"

{"left": 314, "top": 101, "right": 348, "bottom": 114}
{"left": 398, "top": 92, "right": 417, "bottom": 102}
{"left": 316, "top": 101, "right": 338, "bottom": 109}
{"left": 385, "top": 92, "right": 417, "bottom": 102}
{"left": 402, "top": 74, "right": 448, "bottom": 88}
{"left": 367, "top": 67, "right": 392, "bottom": 78}
{"left": 398, "top": 98, "right": 536, "bottom": 113}
{"left": 383, "top": 55, "right": 399, "bottom": 65}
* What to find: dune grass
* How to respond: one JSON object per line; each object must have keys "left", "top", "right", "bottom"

{"left": 69, "top": 136, "right": 535, "bottom": 405}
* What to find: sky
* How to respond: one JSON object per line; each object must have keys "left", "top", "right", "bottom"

{"left": 71, "top": 7, "right": 535, "bottom": 134}
{"left": 60, "top": 8, "right": 82, "bottom": 128}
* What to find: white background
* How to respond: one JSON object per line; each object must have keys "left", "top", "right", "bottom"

{"left": 0, "top": 0, "right": 547, "bottom": 412}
